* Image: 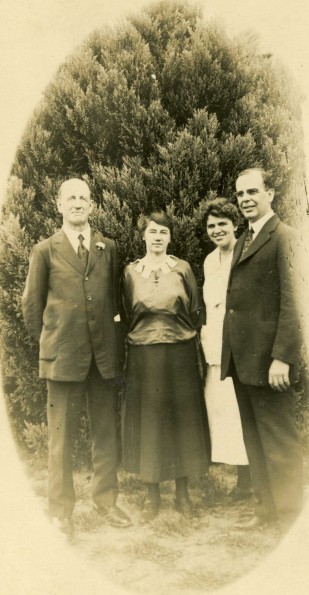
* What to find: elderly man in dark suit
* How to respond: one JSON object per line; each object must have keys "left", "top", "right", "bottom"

{"left": 221, "top": 167, "right": 303, "bottom": 531}
{"left": 22, "top": 178, "right": 131, "bottom": 531}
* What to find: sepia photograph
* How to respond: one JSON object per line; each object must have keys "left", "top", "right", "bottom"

{"left": 0, "top": 1, "right": 309, "bottom": 594}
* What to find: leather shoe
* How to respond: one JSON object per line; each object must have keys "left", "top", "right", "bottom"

{"left": 175, "top": 495, "right": 193, "bottom": 519}
{"left": 225, "top": 487, "right": 253, "bottom": 504}
{"left": 95, "top": 504, "right": 132, "bottom": 528}
{"left": 233, "top": 515, "right": 272, "bottom": 530}
{"left": 140, "top": 498, "right": 160, "bottom": 523}
{"left": 50, "top": 516, "right": 74, "bottom": 536}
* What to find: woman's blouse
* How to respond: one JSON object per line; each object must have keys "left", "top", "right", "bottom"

{"left": 121, "top": 255, "right": 203, "bottom": 345}
{"left": 201, "top": 247, "right": 233, "bottom": 365}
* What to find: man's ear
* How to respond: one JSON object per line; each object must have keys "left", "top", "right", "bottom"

{"left": 268, "top": 188, "right": 275, "bottom": 203}
{"left": 56, "top": 198, "right": 62, "bottom": 214}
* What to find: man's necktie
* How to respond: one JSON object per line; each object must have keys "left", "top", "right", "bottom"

{"left": 241, "top": 227, "right": 254, "bottom": 255}
{"left": 78, "top": 234, "right": 88, "bottom": 269}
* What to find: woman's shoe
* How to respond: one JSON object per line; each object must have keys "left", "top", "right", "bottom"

{"left": 174, "top": 495, "right": 193, "bottom": 519}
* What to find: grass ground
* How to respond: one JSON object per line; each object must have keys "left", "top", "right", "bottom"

{"left": 25, "top": 459, "right": 300, "bottom": 594}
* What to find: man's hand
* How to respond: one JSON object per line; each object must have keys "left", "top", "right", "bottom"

{"left": 268, "top": 359, "right": 290, "bottom": 392}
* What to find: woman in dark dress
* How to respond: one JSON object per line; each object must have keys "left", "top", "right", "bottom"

{"left": 121, "top": 212, "right": 210, "bottom": 522}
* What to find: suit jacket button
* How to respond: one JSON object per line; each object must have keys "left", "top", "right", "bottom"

{"left": 229, "top": 309, "right": 234, "bottom": 314}
{"left": 89, "top": 317, "right": 95, "bottom": 322}
{"left": 84, "top": 276, "right": 89, "bottom": 281}
{"left": 87, "top": 296, "right": 92, "bottom": 301}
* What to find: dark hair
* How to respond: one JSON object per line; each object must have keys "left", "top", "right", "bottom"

{"left": 202, "top": 198, "right": 240, "bottom": 227}
{"left": 236, "top": 167, "right": 273, "bottom": 190}
{"left": 137, "top": 211, "right": 174, "bottom": 239}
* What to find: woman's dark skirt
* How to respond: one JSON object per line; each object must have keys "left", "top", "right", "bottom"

{"left": 122, "top": 339, "right": 210, "bottom": 482}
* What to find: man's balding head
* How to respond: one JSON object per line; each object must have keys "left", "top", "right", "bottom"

{"left": 57, "top": 178, "right": 93, "bottom": 230}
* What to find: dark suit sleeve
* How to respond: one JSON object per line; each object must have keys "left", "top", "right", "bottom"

{"left": 22, "top": 244, "right": 48, "bottom": 341}
{"left": 271, "top": 230, "right": 302, "bottom": 364}
{"left": 183, "top": 262, "right": 205, "bottom": 329}
{"left": 110, "top": 240, "right": 120, "bottom": 317}
{"left": 119, "top": 269, "right": 132, "bottom": 328}
{"left": 110, "top": 240, "right": 127, "bottom": 366}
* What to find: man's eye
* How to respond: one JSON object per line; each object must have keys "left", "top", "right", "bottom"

{"left": 247, "top": 189, "right": 258, "bottom": 195}
{"left": 236, "top": 191, "right": 244, "bottom": 198}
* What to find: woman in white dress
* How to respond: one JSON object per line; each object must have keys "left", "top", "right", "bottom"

{"left": 201, "top": 198, "right": 251, "bottom": 500}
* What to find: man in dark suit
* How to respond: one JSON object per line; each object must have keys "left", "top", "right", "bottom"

{"left": 22, "top": 178, "right": 131, "bottom": 530}
{"left": 221, "top": 167, "right": 303, "bottom": 531}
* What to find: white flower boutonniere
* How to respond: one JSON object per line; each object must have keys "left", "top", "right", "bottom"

{"left": 96, "top": 242, "right": 106, "bottom": 250}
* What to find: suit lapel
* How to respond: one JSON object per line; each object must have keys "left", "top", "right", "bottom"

{"left": 53, "top": 230, "right": 86, "bottom": 275}
{"left": 86, "top": 232, "right": 105, "bottom": 275}
{"left": 53, "top": 229, "right": 106, "bottom": 275}
{"left": 238, "top": 214, "right": 280, "bottom": 263}
{"left": 226, "top": 236, "right": 245, "bottom": 291}
{"left": 231, "top": 236, "right": 245, "bottom": 271}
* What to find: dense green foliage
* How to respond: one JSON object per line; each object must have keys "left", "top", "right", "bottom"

{"left": 0, "top": 0, "right": 306, "bottom": 453}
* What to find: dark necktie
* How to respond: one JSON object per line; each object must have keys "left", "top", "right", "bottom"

{"left": 78, "top": 234, "right": 88, "bottom": 269}
{"left": 241, "top": 227, "right": 254, "bottom": 255}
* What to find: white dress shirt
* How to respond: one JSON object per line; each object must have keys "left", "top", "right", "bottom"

{"left": 62, "top": 223, "right": 91, "bottom": 253}
{"left": 250, "top": 209, "right": 274, "bottom": 239}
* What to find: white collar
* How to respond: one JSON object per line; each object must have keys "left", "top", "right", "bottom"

{"left": 62, "top": 223, "right": 91, "bottom": 252}
{"left": 250, "top": 210, "right": 274, "bottom": 237}
{"left": 134, "top": 255, "right": 177, "bottom": 278}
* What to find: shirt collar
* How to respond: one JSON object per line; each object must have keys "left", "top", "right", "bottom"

{"left": 135, "top": 255, "right": 177, "bottom": 278}
{"left": 250, "top": 209, "right": 274, "bottom": 237}
{"left": 62, "top": 223, "right": 91, "bottom": 251}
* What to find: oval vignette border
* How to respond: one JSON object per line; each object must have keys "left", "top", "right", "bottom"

{"left": 0, "top": 1, "right": 309, "bottom": 595}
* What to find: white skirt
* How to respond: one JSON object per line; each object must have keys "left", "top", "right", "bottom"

{"left": 204, "top": 364, "right": 248, "bottom": 465}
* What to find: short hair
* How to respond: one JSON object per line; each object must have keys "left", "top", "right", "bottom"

{"left": 202, "top": 198, "right": 240, "bottom": 227}
{"left": 137, "top": 211, "right": 174, "bottom": 239}
{"left": 57, "top": 178, "right": 90, "bottom": 201}
{"left": 236, "top": 168, "right": 274, "bottom": 190}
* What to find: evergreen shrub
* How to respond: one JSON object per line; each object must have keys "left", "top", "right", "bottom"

{"left": 0, "top": 1, "right": 307, "bottom": 461}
